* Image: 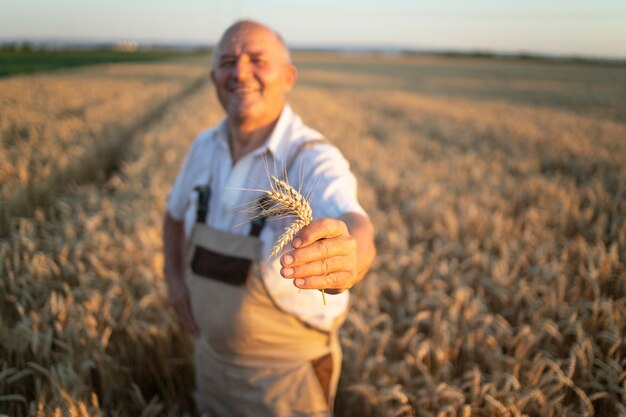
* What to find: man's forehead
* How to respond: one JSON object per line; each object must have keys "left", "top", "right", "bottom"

{"left": 217, "top": 25, "right": 283, "bottom": 56}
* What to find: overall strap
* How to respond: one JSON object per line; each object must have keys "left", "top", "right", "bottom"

{"left": 250, "top": 138, "right": 330, "bottom": 237}
{"left": 194, "top": 140, "right": 220, "bottom": 224}
{"left": 194, "top": 184, "right": 211, "bottom": 224}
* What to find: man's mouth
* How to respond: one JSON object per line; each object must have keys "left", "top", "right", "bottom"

{"left": 230, "top": 85, "right": 260, "bottom": 95}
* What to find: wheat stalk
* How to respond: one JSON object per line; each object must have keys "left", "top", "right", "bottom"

{"left": 260, "top": 175, "right": 326, "bottom": 304}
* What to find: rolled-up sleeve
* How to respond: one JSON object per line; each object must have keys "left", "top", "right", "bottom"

{"left": 167, "top": 133, "right": 209, "bottom": 221}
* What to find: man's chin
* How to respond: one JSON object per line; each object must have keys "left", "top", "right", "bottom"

{"left": 228, "top": 105, "right": 266, "bottom": 127}
{"left": 228, "top": 106, "right": 255, "bottom": 121}
{"left": 225, "top": 102, "right": 283, "bottom": 128}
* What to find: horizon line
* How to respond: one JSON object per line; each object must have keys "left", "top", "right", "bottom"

{"left": 1, "top": 36, "right": 625, "bottom": 63}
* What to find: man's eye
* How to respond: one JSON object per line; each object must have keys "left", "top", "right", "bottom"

{"left": 220, "top": 59, "right": 236, "bottom": 67}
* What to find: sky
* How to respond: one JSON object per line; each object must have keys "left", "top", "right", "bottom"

{"left": 1, "top": 0, "right": 625, "bottom": 59}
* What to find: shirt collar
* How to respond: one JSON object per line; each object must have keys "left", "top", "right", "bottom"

{"left": 263, "top": 104, "right": 295, "bottom": 165}
{"left": 214, "top": 105, "right": 296, "bottom": 166}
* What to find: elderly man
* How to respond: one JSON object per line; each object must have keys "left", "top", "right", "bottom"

{"left": 163, "top": 20, "right": 376, "bottom": 416}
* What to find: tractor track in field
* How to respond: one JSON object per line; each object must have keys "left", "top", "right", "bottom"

{"left": 0, "top": 71, "right": 211, "bottom": 238}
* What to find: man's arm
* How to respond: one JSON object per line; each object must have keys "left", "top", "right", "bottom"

{"left": 279, "top": 212, "right": 376, "bottom": 293}
{"left": 163, "top": 212, "right": 199, "bottom": 337}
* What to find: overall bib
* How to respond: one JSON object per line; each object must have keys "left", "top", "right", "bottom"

{"left": 185, "top": 141, "right": 342, "bottom": 417}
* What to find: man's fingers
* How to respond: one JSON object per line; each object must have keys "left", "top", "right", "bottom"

{"left": 292, "top": 271, "right": 355, "bottom": 291}
{"left": 282, "top": 235, "right": 355, "bottom": 267}
{"left": 281, "top": 254, "right": 353, "bottom": 278}
{"left": 293, "top": 218, "right": 349, "bottom": 248}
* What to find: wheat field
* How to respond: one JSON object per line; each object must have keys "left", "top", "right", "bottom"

{"left": 1, "top": 53, "right": 625, "bottom": 417}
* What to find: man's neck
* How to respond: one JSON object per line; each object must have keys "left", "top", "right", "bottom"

{"left": 227, "top": 118, "right": 279, "bottom": 165}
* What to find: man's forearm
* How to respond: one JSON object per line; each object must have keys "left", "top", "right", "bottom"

{"left": 163, "top": 213, "right": 185, "bottom": 285}
{"left": 340, "top": 212, "right": 376, "bottom": 282}
{"left": 162, "top": 212, "right": 199, "bottom": 336}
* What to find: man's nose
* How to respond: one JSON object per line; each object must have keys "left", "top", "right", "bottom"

{"left": 233, "top": 56, "right": 252, "bottom": 80}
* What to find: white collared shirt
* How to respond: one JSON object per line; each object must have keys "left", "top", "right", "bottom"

{"left": 167, "top": 105, "right": 366, "bottom": 330}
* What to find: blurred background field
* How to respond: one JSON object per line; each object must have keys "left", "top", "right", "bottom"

{"left": 1, "top": 51, "right": 625, "bottom": 416}
{"left": 0, "top": 48, "right": 201, "bottom": 78}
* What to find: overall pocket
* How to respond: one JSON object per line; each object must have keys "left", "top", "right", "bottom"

{"left": 190, "top": 245, "right": 252, "bottom": 286}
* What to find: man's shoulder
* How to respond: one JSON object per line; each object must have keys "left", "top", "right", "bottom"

{"left": 284, "top": 136, "right": 347, "bottom": 178}
{"left": 282, "top": 109, "right": 331, "bottom": 151}
{"left": 281, "top": 111, "right": 348, "bottom": 171}
{"left": 283, "top": 108, "right": 323, "bottom": 144}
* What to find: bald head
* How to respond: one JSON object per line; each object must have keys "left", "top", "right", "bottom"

{"left": 212, "top": 20, "right": 291, "bottom": 70}
{"left": 209, "top": 19, "right": 297, "bottom": 133}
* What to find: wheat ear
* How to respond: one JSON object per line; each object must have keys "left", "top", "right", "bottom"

{"left": 266, "top": 176, "right": 312, "bottom": 224}
{"left": 264, "top": 175, "right": 312, "bottom": 256}
{"left": 271, "top": 218, "right": 307, "bottom": 258}
{"left": 261, "top": 175, "right": 326, "bottom": 304}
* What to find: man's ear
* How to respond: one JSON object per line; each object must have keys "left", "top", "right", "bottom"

{"left": 284, "top": 64, "right": 297, "bottom": 92}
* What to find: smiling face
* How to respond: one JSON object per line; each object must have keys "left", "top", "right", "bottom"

{"left": 211, "top": 22, "right": 297, "bottom": 132}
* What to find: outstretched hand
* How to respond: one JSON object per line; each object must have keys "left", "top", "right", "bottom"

{"left": 280, "top": 218, "right": 358, "bottom": 294}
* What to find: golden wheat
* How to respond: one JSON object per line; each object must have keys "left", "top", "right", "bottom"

{"left": 1, "top": 53, "right": 625, "bottom": 417}
{"left": 258, "top": 175, "right": 327, "bottom": 304}
{"left": 1, "top": 59, "right": 215, "bottom": 417}
{"left": 270, "top": 218, "right": 308, "bottom": 258}
{"left": 261, "top": 175, "right": 313, "bottom": 257}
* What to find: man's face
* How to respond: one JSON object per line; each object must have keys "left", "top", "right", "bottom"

{"left": 211, "top": 24, "right": 296, "bottom": 131}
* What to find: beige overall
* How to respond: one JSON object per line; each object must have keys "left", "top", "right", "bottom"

{"left": 184, "top": 141, "right": 342, "bottom": 417}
